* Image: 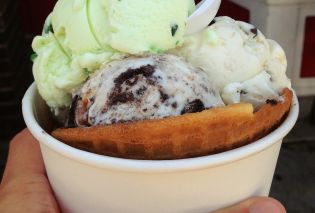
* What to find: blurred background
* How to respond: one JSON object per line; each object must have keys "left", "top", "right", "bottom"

{"left": 0, "top": 0, "right": 314, "bottom": 212}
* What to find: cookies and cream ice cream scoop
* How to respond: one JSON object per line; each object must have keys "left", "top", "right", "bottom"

{"left": 68, "top": 54, "right": 224, "bottom": 127}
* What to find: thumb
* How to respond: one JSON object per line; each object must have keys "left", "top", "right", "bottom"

{"left": 213, "top": 197, "right": 286, "bottom": 213}
{"left": 0, "top": 129, "right": 60, "bottom": 213}
{"left": 1, "top": 129, "right": 45, "bottom": 184}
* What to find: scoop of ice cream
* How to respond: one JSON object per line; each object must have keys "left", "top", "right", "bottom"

{"left": 51, "top": 0, "right": 102, "bottom": 54}
{"left": 32, "top": 33, "right": 86, "bottom": 109}
{"left": 171, "top": 16, "right": 270, "bottom": 90}
{"left": 52, "top": 0, "right": 195, "bottom": 55}
{"left": 32, "top": 13, "right": 123, "bottom": 109}
{"left": 50, "top": 1, "right": 121, "bottom": 70}
{"left": 222, "top": 40, "right": 291, "bottom": 108}
{"left": 171, "top": 16, "right": 291, "bottom": 107}
{"left": 32, "top": 32, "right": 120, "bottom": 109}
{"left": 68, "top": 54, "right": 224, "bottom": 127}
{"left": 222, "top": 71, "right": 279, "bottom": 108}
{"left": 265, "top": 39, "right": 291, "bottom": 92}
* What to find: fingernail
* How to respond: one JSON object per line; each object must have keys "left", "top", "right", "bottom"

{"left": 249, "top": 199, "right": 284, "bottom": 213}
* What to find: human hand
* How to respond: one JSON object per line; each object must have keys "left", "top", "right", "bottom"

{"left": 0, "top": 129, "right": 60, "bottom": 213}
{"left": 214, "top": 197, "right": 286, "bottom": 213}
{"left": 0, "top": 129, "right": 286, "bottom": 213}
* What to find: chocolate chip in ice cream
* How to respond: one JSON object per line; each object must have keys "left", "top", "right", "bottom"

{"left": 171, "top": 24, "right": 179, "bottom": 36}
{"left": 109, "top": 92, "right": 135, "bottom": 106}
{"left": 159, "top": 90, "right": 169, "bottom": 103}
{"left": 250, "top": 28, "right": 258, "bottom": 38}
{"left": 107, "top": 65, "right": 156, "bottom": 107}
{"left": 136, "top": 86, "right": 147, "bottom": 96}
{"left": 66, "top": 95, "right": 79, "bottom": 128}
{"left": 114, "top": 65, "right": 155, "bottom": 86}
{"left": 181, "top": 99, "right": 205, "bottom": 114}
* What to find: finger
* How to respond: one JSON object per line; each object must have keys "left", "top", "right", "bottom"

{"left": 214, "top": 197, "right": 286, "bottom": 213}
{"left": 1, "top": 129, "right": 45, "bottom": 184}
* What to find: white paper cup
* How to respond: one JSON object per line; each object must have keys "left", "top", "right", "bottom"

{"left": 22, "top": 83, "right": 299, "bottom": 213}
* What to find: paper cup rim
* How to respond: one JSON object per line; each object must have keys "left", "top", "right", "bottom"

{"left": 22, "top": 83, "right": 299, "bottom": 173}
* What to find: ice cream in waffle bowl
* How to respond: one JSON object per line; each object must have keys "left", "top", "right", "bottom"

{"left": 31, "top": 9, "right": 293, "bottom": 160}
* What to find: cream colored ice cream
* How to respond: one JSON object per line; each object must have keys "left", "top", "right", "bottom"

{"left": 171, "top": 16, "right": 291, "bottom": 107}
{"left": 221, "top": 39, "right": 291, "bottom": 107}
{"left": 32, "top": 0, "right": 195, "bottom": 110}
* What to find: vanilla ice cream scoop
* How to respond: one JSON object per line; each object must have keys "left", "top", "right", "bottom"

{"left": 172, "top": 16, "right": 291, "bottom": 108}
{"left": 68, "top": 54, "right": 224, "bottom": 127}
{"left": 222, "top": 40, "right": 291, "bottom": 108}
{"left": 171, "top": 16, "right": 270, "bottom": 90}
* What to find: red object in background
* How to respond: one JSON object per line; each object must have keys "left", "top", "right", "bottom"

{"left": 301, "top": 16, "right": 315, "bottom": 78}
{"left": 20, "top": 0, "right": 57, "bottom": 35}
{"left": 217, "top": 0, "right": 250, "bottom": 22}
{"left": 195, "top": 0, "right": 250, "bottom": 23}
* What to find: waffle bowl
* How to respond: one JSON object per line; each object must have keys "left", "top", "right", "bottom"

{"left": 52, "top": 88, "right": 293, "bottom": 160}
